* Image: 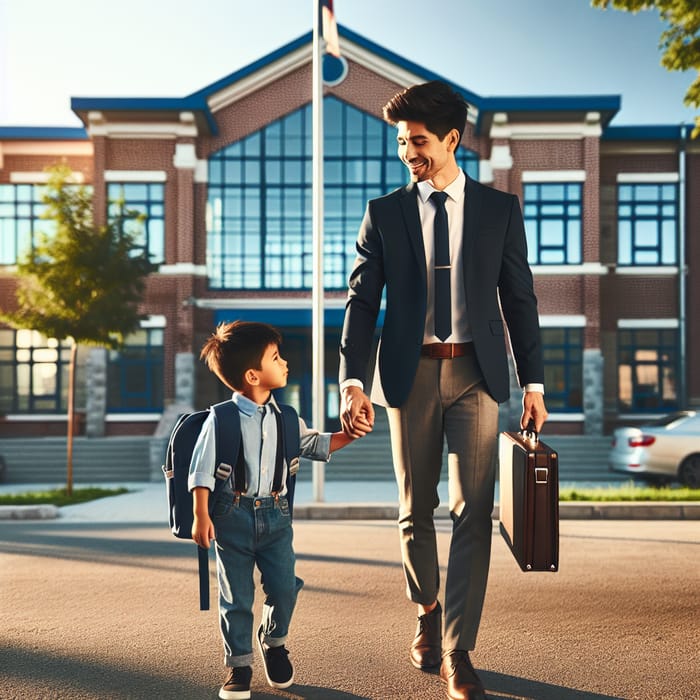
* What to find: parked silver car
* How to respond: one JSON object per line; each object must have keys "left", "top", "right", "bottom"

{"left": 609, "top": 411, "right": 700, "bottom": 487}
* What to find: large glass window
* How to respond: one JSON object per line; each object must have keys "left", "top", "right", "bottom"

{"left": 106, "top": 328, "right": 164, "bottom": 412}
{"left": 107, "top": 183, "right": 165, "bottom": 263}
{"left": 207, "top": 96, "right": 479, "bottom": 290}
{"left": 617, "top": 328, "right": 679, "bottom": 412}
{"left": 523, "top": 183, "right": 582, "bottom": 264}
{"left": 541, "top": 327, "right": 583, "bottom": 412}
{"left": 617, "top": 183, "right": 678, "bottom": 265}
{"left": 0, "top": 328, "right": 72, "bottom": 413}
{"left": 0, "top": 184, "right": 50, "bottom": 264}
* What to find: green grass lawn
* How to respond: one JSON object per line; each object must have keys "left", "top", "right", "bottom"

{"left": 559, "top": 482, "right": 700, "bottom": 501}
{"left": 0, "top": 487, "right": 129, "bottom": 507}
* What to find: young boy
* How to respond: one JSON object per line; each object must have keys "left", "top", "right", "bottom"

{"left": 189, "top": 320, "right": 370, "bottom": 700}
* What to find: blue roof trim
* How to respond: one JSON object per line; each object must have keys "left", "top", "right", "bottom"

{"left": 0, "top": 126, "right": 88, "bottom": 140}
{"left": 602, "top": 125, "right": 685, "bottom": 141}
{"left": 481, "top": 95, "right": 621, "bottom": 112}
{"left": 214, "top": 306, "right": 385, "bottom": 328}
{"left": 70, "top": 95, "right": 219, "bottom": 136}
{"left": 70, "top": 96, "right": 208, "bottom": 111}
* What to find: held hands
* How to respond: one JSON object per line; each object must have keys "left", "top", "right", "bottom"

{"left": 521, "top": 391, "right": 549, "bottom": 434}
{"left": 340, "top": 385, "right": 375, "bottom": 439}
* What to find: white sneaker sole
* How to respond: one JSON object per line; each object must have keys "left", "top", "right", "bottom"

{"left": 218, "top": 688, "right": 251, "bottom": 700}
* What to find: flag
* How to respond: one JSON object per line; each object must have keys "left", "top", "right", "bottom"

{"left": 321, "top": 0, "right": 340, "bottom": 57}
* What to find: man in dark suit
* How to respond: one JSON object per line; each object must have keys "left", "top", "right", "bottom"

{"left": 339, "top": 81, "right": 548, "bottom": 700}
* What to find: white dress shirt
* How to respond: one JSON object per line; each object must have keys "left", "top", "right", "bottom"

{"left": 416, "top": 170, "right": 471, "bottom": 344}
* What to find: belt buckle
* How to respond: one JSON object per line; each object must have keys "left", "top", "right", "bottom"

{"left": 449, "top": 343, "right": 455, "bottom": 359}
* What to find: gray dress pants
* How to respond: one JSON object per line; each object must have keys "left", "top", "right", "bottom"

{"left": 385, "top": 349, "right": 499, "bottom": 652}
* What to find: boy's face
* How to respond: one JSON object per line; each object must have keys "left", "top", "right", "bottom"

{"left": 251, "top": 343, "right": 289, "bottom": 390}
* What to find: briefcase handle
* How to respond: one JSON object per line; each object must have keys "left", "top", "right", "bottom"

{"left": 520, "top": 419, "right": 539, "bottom": 447}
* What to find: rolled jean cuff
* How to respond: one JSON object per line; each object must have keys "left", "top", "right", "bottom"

{"left": 225, "top": 652, "right": 254, "bottom": 668}
{"left": 264, "top": 633, "right": 288, "bottom": 648}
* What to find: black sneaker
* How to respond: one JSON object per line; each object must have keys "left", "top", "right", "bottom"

{"left": 219, "top": 665, "right": 252, "bottom": 700}
{"left": 256, "top": 623, "right": 294, "bottom": 689}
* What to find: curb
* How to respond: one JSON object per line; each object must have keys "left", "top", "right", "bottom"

{"left": 0, "top": 504, "right": 60, "bottom": 520}
{"left": 289, "top": 502, "right": 700, "bottom": 521}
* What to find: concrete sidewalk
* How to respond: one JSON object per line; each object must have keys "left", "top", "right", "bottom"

{"left": 0, "top": 480, "right": 698, "bottom": 521}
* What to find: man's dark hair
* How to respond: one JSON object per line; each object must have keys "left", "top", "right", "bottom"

{"left": 383, "top": 80, "right": 468, "bottom": 142}
{"left": 200, "top": 320, "right": 282, "bottom": 391}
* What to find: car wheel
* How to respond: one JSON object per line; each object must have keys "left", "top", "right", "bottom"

{"left": 678, "top": 454, "right": 700, "bottom": 488}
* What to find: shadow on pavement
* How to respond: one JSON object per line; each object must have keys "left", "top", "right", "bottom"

{"left": 481, "top": 670, "right": 624, "bottom": 700}
{"left": 0, "top": 644, "right": 213, "bottom": 699}
{"left": 0, "top": 645, "right": 372, "bottom": 700}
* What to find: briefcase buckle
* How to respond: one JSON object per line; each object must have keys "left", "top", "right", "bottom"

{"left": 535, "top": 467, "right": 548, "bottom": 484}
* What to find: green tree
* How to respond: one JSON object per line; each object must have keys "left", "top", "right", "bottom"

{"left": 592, "top": 0, "right": 700, "bottom": 135}
{"left": 1, "top": 164, "right": 156, "bottom": 493}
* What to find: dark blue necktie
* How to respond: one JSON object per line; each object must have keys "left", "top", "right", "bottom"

{"left": 430, "top": 190, "right": 451, "bottom": 341}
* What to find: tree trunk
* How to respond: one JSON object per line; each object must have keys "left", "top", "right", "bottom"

{"left": 66, "top": 342, "right": 77, "bottom": 496}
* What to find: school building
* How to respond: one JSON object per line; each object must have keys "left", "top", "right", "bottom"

{"left": 1, "top": 26, "right": 698, "bottom": 454}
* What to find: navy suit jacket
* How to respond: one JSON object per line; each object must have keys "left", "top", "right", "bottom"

{"left": 339, "top": 175, "right": 544, "bottom": 407}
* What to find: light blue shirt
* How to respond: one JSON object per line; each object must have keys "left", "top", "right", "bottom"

{"left": 187, "top": 392, "right": 332, "bottom": 496}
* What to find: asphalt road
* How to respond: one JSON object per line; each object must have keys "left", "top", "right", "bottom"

{"left": 1, "top": 518, "right": 697, "bottom": 700}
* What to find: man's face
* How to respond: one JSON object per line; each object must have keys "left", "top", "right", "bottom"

{"left": 254, "top": 343, "right": 289, "bottom": 390}
{"left": 396, "top": 120, "right": 456, "bottom": 183}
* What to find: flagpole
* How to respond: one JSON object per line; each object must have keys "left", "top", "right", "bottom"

{"left": 311, "top": 0, "right": 325, "bottom": 502}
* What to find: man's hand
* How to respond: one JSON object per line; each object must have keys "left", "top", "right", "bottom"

{"left": 340, "top": 385, "right": 375, "bottom": 439}
{"left": 521, "top": 391, "right": 548, "bottom": 434}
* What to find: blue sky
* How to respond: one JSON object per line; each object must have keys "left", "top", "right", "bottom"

{"left": 0, "top": 0, "right": 696, "bottom": 127}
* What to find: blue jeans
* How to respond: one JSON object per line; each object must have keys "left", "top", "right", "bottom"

{"left": 211, "top": 491, "right": 303, "bottom": 667}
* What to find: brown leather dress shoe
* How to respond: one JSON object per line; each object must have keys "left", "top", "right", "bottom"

{"left": 439, "top": 650, "right": 486, "bottom": 700}
{"left": 409, "top": 601, "right": 442, "bottom": 670}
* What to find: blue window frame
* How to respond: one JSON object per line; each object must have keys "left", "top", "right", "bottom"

{"left": 617, "top": 183, "right": 678, "bottom": 265}
{"left": 523, "top": 183, "right": 582, "bottom": 264}
{"left": 617, "top": 328, "right": 679, "bottom": 412}
{"left": 541, "top": 327, "right": 583, "bottom": 412}
{"left": 107, "top": 183, "right": 165, "bottom": 263}
{"left": 0, "top": 184, "right": 50, "bottom": 264}
{"left": 207, "top": 96, "right": 479, "bottom": 290}
{"left": 106, "top": 328, "right": 164, "bottom": 412}
{"left": 0, "top": 328, "right": 73, "bottom": 413}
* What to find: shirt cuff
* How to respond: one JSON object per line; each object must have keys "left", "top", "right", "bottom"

{"left": 340, "top": 378, "right": 364, "bottom": 392}
{"left": 188, "top": 473, "right": 216, "bottom": 493}
{"left": 523, "top": 383, "right": 545, "bottom": 394}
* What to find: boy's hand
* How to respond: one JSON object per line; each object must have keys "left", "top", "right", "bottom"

{"left": 346, "top": 411, "right": 372, "bottom": 438}
{"left": 192, "top": 514, "right": 215, "bottom": 550}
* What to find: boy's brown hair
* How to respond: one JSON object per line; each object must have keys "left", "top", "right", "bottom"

{"left": 382, "top": 80, "right": 468, "bottom": 143}
{"left": 200, "top": 321, "right": 282, "bottom": 391}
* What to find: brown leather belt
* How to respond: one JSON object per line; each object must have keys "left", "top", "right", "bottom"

{"left": 421, "top": 342, "right": 473, "bottom": 359}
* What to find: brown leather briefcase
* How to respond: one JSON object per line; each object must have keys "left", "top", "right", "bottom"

{"left": 498, "top": 424, "right": 559, "bottom": 572}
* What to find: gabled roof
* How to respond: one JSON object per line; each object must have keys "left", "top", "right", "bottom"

{"left": 69, "top": 24, "right": 623, "bottom": 137}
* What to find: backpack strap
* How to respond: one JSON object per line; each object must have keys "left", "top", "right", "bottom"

{"left": 195, "top": 400, "right": 242, "bottom": 611}
{"left": 271, "top": 408, "right": 285, "bottom": 496}
{"left": 279, "top": 404, "right": 301, "bottom": 516}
